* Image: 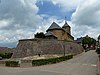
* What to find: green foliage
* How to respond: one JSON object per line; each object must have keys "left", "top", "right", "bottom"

{"left": 34, "top": 32, "right": 45, "bottom": 38}
{"left": 32, "top": 54, "right": 73, "bottom": 66}
{"left": 98, "top": 35, "right": 100, "bottom": 40}
{"left": 82, "top": 35, "right": 96, "bottom": 47}
{"left": 5, "top": 61, "right": 19, "bottom": 67}
{"left": 0, "top": 53, "right": 13, "bottom": 59}
{"left": 96, "top": 47, "right": 100, "bottom": 54}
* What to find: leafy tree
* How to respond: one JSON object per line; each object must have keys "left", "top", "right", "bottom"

{"left": 97, "top": 35, "right": 100, "bottom": 46}
{"left": 34, "top": 32, "right": 45, "bottom": 38}
{"left": 82, "top": 35, "right": 96, "bottom": 48}
{"left": 98, "top": 35, "right": 100, "bottom": 41}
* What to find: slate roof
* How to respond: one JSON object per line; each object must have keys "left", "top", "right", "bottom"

{"left": 46, "top": 22, "right": 62, "bottom": 31}
{"left": 75, "top": 37, "right": 83, "bottom": 43}
{"left": 62, "top": 22, "right": 70, "bottom": 28}
{"left": 46, "top": 22, "right": 74, "bottom": 40}
{"left": 45, "top": 31, "right": 57, "bottom": 37}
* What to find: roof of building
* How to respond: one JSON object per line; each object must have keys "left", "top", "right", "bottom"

{"left": 62, "top": 22, "right": 70, "bottom": 28}
{"left": 46, "top": 22, "right": 62, "bottom": 31}
{"left": 45, "top": 31, "right": 57, "bottom": 37}
{"left": 75, "top": 37, "right": 83, "bottom": 43}
{"left": 46, "top": 22, "right": 74, "bottom": 40}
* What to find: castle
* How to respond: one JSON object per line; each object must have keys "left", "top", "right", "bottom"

{"left": 12, "top": 21, "right": 84, "bottom": 58}
{"left": 45, "top": 21, "right": 74, "bottom": 41}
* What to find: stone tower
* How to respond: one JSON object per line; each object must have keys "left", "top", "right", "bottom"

{"left": 62, "top": 19, "right": 71, "bottom": 34}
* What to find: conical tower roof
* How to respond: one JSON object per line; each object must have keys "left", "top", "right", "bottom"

{"left": 46, "top": 22, "right": 62, "bottom": 32}
{"left": 62, "top": 21, "right": 70, "bottom": 28}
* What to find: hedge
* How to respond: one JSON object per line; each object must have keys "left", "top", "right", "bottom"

{"left": 0, "top": 53, "right": 13, "bottom": 59}
{"left": 32, "top": 54, "right": 73, "bottom": 66}
{"left": 5, "top": 61, "right": 19, "bottom": 67}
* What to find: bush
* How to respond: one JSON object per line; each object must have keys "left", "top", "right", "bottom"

{"left": 0, "top": 53, "right": 13, "bottom": 59}
{"left": 34, "top": 32, "right": 45, "bottom": 38}
{"left": 32, "top": 54, "right": 73, "bottom": 66}
{"left": 5, "top": 61, "right": 19, "bottom": 67}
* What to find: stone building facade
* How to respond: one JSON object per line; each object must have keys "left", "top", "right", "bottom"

{"left": 45, "top": 21, "right": 74, "bottom": 41}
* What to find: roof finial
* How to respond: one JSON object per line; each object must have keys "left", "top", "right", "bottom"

{"left": 65, "top": 17, "right": 67, "bottom": 24}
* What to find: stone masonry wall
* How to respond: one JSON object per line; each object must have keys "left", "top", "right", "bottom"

{"left": 12, "top": 39, "right": 84, "bottom": 58}
{"left": 0, "top": 47, "right": 14, "bottom": 53}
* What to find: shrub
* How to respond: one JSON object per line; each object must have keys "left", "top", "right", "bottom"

{"left": 34, "top": 32, "right": 45, "bottom": 38}
{"left": 5, "top": 61, "right": 19, "bottom": 67}
{"left": 0, "top": 53, "right": 13, "bottom": 59}
{"left": 32, "top": 54, "right": 73, "bottom": 66}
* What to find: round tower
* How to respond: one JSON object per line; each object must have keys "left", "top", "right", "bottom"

{"left": 62, "top": 21, "right": 71, "bottom": 34}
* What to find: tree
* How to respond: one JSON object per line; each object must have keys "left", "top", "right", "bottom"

{"left": 34, "top": 32, "right": 45, "bottom": 38}
{"left": 98, "top": 35, "right": 100, "bottom": 46}
{"left": 82, "top": 35, "right": 96, "bottom": 49}
{"left": 98, "top": 35, "right": 100, "bottom": 41}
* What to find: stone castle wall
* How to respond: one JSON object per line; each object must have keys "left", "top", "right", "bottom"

{"left": 12, "top": 39, "right": 84, "bottom": 58}
{"left": 0, "top": 47, "right": 14, "bottom": 53}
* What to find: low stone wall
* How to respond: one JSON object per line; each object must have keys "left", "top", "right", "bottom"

{"left": 12, "top": 39, "right": 84, "bottom": 58}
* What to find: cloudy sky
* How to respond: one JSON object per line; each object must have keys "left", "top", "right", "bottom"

{"left": 0, "top": 0, "right": 100, "bottom": 47}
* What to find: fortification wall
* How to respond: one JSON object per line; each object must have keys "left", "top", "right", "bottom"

{"left": 12, "top": 39, "right": 84, "bottom": 58}
{"left": 0, "top": 47, "right": 14, "bottom": 53}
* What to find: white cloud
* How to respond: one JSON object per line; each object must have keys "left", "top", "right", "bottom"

{"left": 0, "top": 0, "right": 44, "bottom": 47}
{"left": 47, "top": 0, "right": 100, "bottom": 39}
{"left": 0, "top": 0, "right": 64, "bottom": 47}
{"left": 0, "top": 0, "right": 100, "bottom": 47}
{"left": 71, "top": 0, "right": 100, "bottom": 39}
{"left": 38, "top": 0, "right": 80, "bottom": 12}
{"left": 71, "top": 0, "right": 100, "bottom": 27}
{"left": 51, "top": 0, "right": 80, "bottom": 12}
{"left": 0, "top": 19, "right": 13, "bottom": 28}
{"left": 34, "top": 16, "right": 64, "bottom": 33}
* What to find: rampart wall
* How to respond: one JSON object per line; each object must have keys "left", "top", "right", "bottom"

{"left": 12, "top": 39, "right": 84, "bottom": 58}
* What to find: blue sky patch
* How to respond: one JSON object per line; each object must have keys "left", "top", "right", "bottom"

{"left": 36, "top": 1, "right": 75, "bottom": 21}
